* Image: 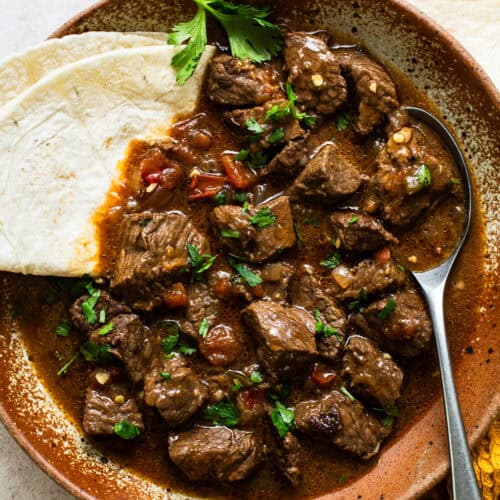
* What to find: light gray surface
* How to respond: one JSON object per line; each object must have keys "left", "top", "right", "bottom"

{"left": 0, "top": 1, "right": 497, "bottom": 499}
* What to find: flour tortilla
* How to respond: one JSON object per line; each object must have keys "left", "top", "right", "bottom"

{"left": 0, "top": 31, "right": 168, "bottom": 109}
{"left": 0, "top": 44, "right": 216, "bottom": 277}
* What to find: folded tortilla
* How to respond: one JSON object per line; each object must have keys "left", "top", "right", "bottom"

{"left": 0, "top": 44, "right": 216, "bottom": 277}
{"left": 0, "top": 31, "right": 167, "bottom": 109}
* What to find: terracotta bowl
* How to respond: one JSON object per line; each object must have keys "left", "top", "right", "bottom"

{"left": 0, "top": 1, "right": 498, "bottom": 499}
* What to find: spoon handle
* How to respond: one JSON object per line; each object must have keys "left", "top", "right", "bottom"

{"left": 422, "top": 284, "right": 481, "bottom": 500}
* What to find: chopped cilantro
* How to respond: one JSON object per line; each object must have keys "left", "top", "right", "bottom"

{"left": 113, "top": 420, "right": 141, "bottom": 439}
{"left": 250, "top": 371, "right": 263, "bottom": 384}
{"left": 56, "top": 352, "right": 79, "bottom": 377}
{"left": 234, "top": 192, "right": 248, "bottom": 203}
{"left": 249, "top": 207, "right": 276, "bottom": 229}
{"left": 336, "top": 112, "right": 349, "bottom": 131}
{"left": 204, "top": 400, "right": 240, "bottom": 427}
{"left": 271, "top": 401, "right": 296, "bottom": 437}
{"left": 54, "top": 320, "right": 71, "bottom": 337}
{"left": 186, "top": 243, "right": 216, "bottom": 280}
{"left": 229, "top": 258, "right": 263, "bottom": 287}
{"left": 234, "top": 149, "right": 250, "bottom": 161}
{"left": 161, "top": 329, "right": 180, "bottom": 354}
{"left": 80, "top": 342, "right": 114, "bottom": 364}
{"left": 315, "top": 321, "right": 342, "bottom": 341}
{"left": 376, "top": 298, "right": 397, "bottom": 320}
{"left": 264, "top": 82, "right": 316, "bottom": 126}
{"left": 416, "top": 164, "right": 432, "bottom": 186}
{"left": 450, "top": 177, "right": 461, "bottom": 185}
{"left": 214, "top": 190, "right": 227, "bottom": 205}
{"left": 347, "top": 290, "right": 368, "bottom": 312}
{"left": 382, "top": 415, "right": 395, "bottom": 426}
{"left": 348, "top": 214, "right": 359, "bottom": 224}
{"left": 246, "top": 150, "right": 268, "bottom": 168}
{"left": 221, "top": 228, "right": 240, "bottom": 239}
{"left": 231, "top": 379, "right": 243, "bottom": 392}
{"left": 99, "top": 308, "right": 107, "bottom": 324}
{"left": 320, "top": 252, "right": 342, "bottom": 269}
{"left": 199, "top": 317, "right": 210, "bottom": 338}
{"left": 340, "top": 386, "right": 355, "bottom": 401}
{"left": 98, "top": 321, "right": 114, "bottom": 336}
{"left": 81, "top": 284, "right": 101, "bottom": 324}
{"left": 160, "top": 372, "right": 171, "bottom": 380}
{"left": 179, "top": 343, "right": 196, "bottom": 356}
{"left": 241, "top": 200, "right": 250, "bottom": 214}
{"left": 267, "top": 127, "right": 285, "bottom": 144}
{"left": 246, "top": 117, "right": 265, "bottom": 139}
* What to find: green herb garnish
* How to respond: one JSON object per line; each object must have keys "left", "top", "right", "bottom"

{"left": 178, "top": 343, "right": 196, "bottom": 356}
{"left": 231, "top": 379, "right": 243, "bottom": 392}
{"left": 315, "top": 321, "right": 342, "bottom": 341}
{"left": 320, "top": 252, "right": 342, "bottom": 269}
{"left": 80, "top": 342, "right": 114, "bottom": 363}
{"left": 376, "top": 298, "right": 397, "bottom": 320}
{"left": 57, "top": 352, "right": 79, "bottom": 377}
{"left": 416, "top": 164, "right": 432, "bottom": 186}
{"left": 249, "top": 207, "right": 276, "bottom": 229}
{"left": 199, "top": 317, "right": 210, "bottom": 338}
{"left": 99, "top": 308, "right": 107, "bottom": 324}
{"left": 160, "top": 372, "right": 172, "bottom": 380}
{"left": 246, "top": 117, "right": 265, "bottom": 139}
{"left": 234, "top": 192, "right": 248, "bottom": 203}
{"left": 347, "top": 290, "right": 368, "bottom": 312}
{"left": 98, "top": 321, "right": 114, "bottom": 336}
{"left": 450, "top": 177, "right": 461, "bottom": 185}
{"left": 250, "top": 370, "right": 263, "bottom": 384}
{"left": 267, "top": 127, "right": 285, "bottom": 144}
{"left": 113, "top": 420, "right": 141, "bottom": 440}
{"left": 54, "top": 320, "right": 71, "bottom": 337}
{"left": 265, "top": 82, "right": 316, "bottom": 126}
{"left": 336, "top": 112, "right": 349, "bottom": 131}
{"left": 348, "top": 214, "right": 359, "bottom": 224}
{"left": 221, "top": 228, "right": 240, "bottom": 239}
{"left": 204, "top": 400, "right": 240, "bottom": 427}
{"left": 271, "top": 401, "right": 296, "bottom": 437}
{"left": 214, "top": 190, "right": 227, "bottom": 205}
{"left": 294, "top": 222, "right": 303, "bottom": 242}
{"left": 340, "top": 386, "right": 355, "bottom": 401}
{"left": 81, "top": 283, "right": 101, "bottom": 325}
{"left": 186, "top": 243, "right": 216, "bottom": 279}
{"left": 229, "top": 258, "right": 263, "bottom": 287}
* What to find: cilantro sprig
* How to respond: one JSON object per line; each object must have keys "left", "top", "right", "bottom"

{"left": 169, "top": 0, "right": 282, "bottom": 85}
{"left": 203, "top": 400, "right": 240, "bottom": 427}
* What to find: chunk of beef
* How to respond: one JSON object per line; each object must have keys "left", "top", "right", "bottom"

{"left": 70, "top": 290, "right": 131, "bottom": 334}
{"left": 211, "top": 196, "right": 296, "bottom": 262}
{"left": 83, "top": 368, "right": 144, "bottom": 436}
{"left": 289, "top": 143, "right": 365, "bottom": 203}
{"left": 241, "top": 301, "right": 317, "bottom": 378}
{"left": 284, "top": 32, "right": 347, "bottom": 115}
{"left": 275, "top": 432, "right": 303, "bottom": 486}
{"left": 330, "top": 259, "right": 405, "bottom": 300}
{"left": 181, "top": 282, "right": 221, "bottom": 338}
{"left": 337, "top": 49, "right": 399, "bottom": 135}
{"left": 341, "top": 335, "right": 403, "bottom": 408}
{"left": 363, "top": 117, "right": 455, "bottom": 226}
{"left": 199, "top": 324, "right": 243, "bottom": 367}
{"left": 207, "top": 54, "right": 280, "bottom": 107}
{"left": 289, "top": 264, "right": 347, "bottom": 361}
{"left": 295, "top": 391, "right": 390, "bottom": 460}
{"left": 168, "top": 426, "right": 262, "bottom": 482}
{"left": 329, "top": 211, "right": 398, "bottom": 252}
{"left": 110, "top": 212, "right": 210, "bottom": 310}
{"left": 88, "top": 314, "right": 153, "bottom": 383}
{"left": 144, "top": 355, "right": 206, "bottom": 426}
{"left": 350, "top": 288, "right": 432, "bottom": 357}
{"left": 225, "top": 100, "right": 304, "bottom": 155}
{"left": 261, "top": 135, "right": 311, "bottom": 177}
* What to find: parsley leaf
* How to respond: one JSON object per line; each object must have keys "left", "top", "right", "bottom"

{"left": 54, "top": 320, "right": 71, "bottom": 337}
{"left": 267, "top": 127, "right": 285, "bottom": 144}
{"left": 81, "top": 284, "right": 101, "bottom": 325}
{"left": 336, "top": 112, "right": 349, "bottom": 131}
{"left": 113, "top": 420, "right": 141, "bottom": 440}
{"left": 376, "top": 298, "right": 397, "bottom": 320}
{"left": 271, "top": 401, "right": 296, "bottom": 437}
{"left": 250, "top": 370, "right": 263, "bottom": 384}
{"left": 160, "top": 372, "right": 172, "bottom": 380}
{"left": 80, "top": 342, "right": 114, "bottom": 363}
{"left": 249, "top": 207, "right": 276, "bottom": 229}
{"left": 450, "top": 177, "right": 461, "bottom": 185}
{"left": 161, "top": 324, "right": 180, "bottom": 354}
{"left": 231, "top": 379, "right": 243, "bottom": 392}
{"left": 99, "top": 308, "right": 107, "bottom": 324}
{"left": 246, "top": 117, "right": 265, "bottom": 136}
{"left": 221, "top": 228, "right": 240, "bottom": 239}
{"left": 234, "top": 149, "right": 250, "bottom": 161}
{"left": 340, "top": 386, "right": 356, "bottom": 401}
{"left": 229, "top": 258, "right": 263, "bottom": 287}
{"left": 234, "top": 192, "right": 248, "bottom": 203}
{"left": 416, "top": 164, "right": 432, "bottom": 186}
{"left": 320, "top": 252, "right": 342, "bottom": 269}
{"left": 214, "top": 190, "right": 227, "bottom": 205}
{"left": 186, "top": 243, "right": 216, "bottom": 279}
{"left": 56, "top": 352, "right": 79, "bottom": 377}
{"left": 199, "top": 317, "right": 210, "bottom": 338}
{"left": 97, "top": 321, "right": 114, "bottom": 336}
{"left": 315, "top": 321, "right": 342, "bottom": 341}
{"left": 203, "top": 400, "right": 240, "bottom": 427}
{"left": 348, "top": 214, "right": 359, "bottom": 224}
{"left": 179, "top": 343, "right": 196, "bottom": 356}
{"left": 347, "top": 290, "right": 369, "bottom": 312}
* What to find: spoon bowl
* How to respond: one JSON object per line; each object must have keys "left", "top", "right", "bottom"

{"left": 404, "top": 105, "right": 480, "bottom": 500}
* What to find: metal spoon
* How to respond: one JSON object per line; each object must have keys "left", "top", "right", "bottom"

{"left": 404, "top": 106, "right": 480, "bottom": 500}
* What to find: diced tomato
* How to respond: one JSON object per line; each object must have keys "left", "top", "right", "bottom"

{"left": 221, "top": 154, "right": 258, "bottom": 189}
{"left": 240, "top": 387, "right": 265, "bottom": 410}
{"left": 374, "top": 247, "right": 391, "bottom": 265}
{"left": 199, "top": 324, "right": 242, "bottom": 367}
{"left": 188, "top": 173, "right": 226, "bottom": 200}
{"left": 310, "top": 364, "right": 337, "bottom": 388}
{"left": 163, "top": 282, "right": 189, "bottom": 308}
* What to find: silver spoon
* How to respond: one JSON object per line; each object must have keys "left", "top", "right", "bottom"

{"left": 404, "top": 106, "right": 480, "bottom": 500}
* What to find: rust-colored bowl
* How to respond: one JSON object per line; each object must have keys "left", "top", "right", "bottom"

{"left": 0, "top": 1, "right": 498, "bottom": 499}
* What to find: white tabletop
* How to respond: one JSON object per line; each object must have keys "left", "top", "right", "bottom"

{"left": 0, "top": 1, "right": 498, "bottom": 499}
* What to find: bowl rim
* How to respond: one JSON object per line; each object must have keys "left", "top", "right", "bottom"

{"left": 1, "top": 1, "right": 498, "bottom": 499}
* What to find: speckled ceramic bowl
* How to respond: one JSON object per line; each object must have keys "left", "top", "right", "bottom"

{"left": 0, "top": 1, "right": 498, "bottom": 499}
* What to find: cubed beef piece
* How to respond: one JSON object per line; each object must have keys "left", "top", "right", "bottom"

{"left": 144, "top": 355, "right": 206, "bottom": 426}
{"left": 350, "top": 288, "right": 432, "bottom": 357}
{"left": 83, "top": 368, "right": 144, "bottom": 436}
{"left": 330, "top": 259, "right": 405, "bottom": 300}
{"left": 199, "top": 324, "right": 243, "bottom": 367}
{"left": 225, "top": 100, "right": 304, "bottom": 155}
{"left": 275, "top": 432, "right": 303, "bottom": 486}
{"left": 363, "top": 120, "right": 455, "bottom": 226}
{"left": 337, "top": 50, "right": 399, "bottom": 135}
{"left": 284, "top": 32, "right": 347, "bottom": 115}
{"left": 207, "top": 54, "right": 280, "bottom": 107}
{"left": 110, "top": 212, "right": 210, "bottom": 310}
{"left": 289, "top": 264, "right": 347, "bottom": 361}
{"left": 70, "top": 290, "right": 131, "bottom": 333}
{"left": 211, "top": 196, "right": 296, "bottom": 262}
{"left": 180, "top": 282, "right": 221, "bottom": 338}
{"left": 289, "top": 143, "right": 365, "bottom": 203}
{"left": 329, "top": 211, "right": 398, "bottom": 252}
{"left": 168, "top": 426, "right": 262, "bottom": 482}
{"left": 262, "top": 135, "right": 311, "bottom": 177}
{"left": 241, "top": 301, "right": 317, "bottom": 378}
{"left": 295, "top": 391, "right": 390, "bottom": 460}
{"left": 341, "top": 335, "right": 403, "bottom": 408}
{"left": 88, "top": 314, "right": 153, "bottom": 383}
